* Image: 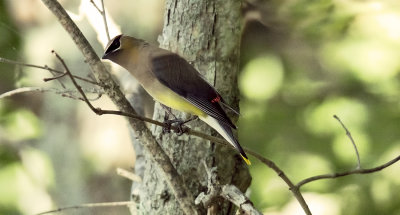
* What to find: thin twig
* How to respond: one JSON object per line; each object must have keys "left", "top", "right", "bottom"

{"left": 35, "top": 201, "right": 134, "bottom": 215}
{"left": 296, "top": 155, "right": 400, "bottom": 188}
{"left": 5, "top": 47, "right": 398, "bottom": 215}
{"left": 0, "top": 57, "right": 99, "bottom": 86}
{"left": 245, "top": 118, "right": 400, "bottom": 215}
{"left": 43, "top": 71, "right": 68, "bottom": 82}
{"left": 47, "top": 51, "right": 400, "bottom": 215}
{"left": 89, "top": 0, "right": 110, "bottom": 41}
{"left": 116, "top": 168, "right": 142, "bottom": 182}
{"left": 39, "top": 19, "right": 197, "bottom": 210}
{"left": 51, "top": 49, "right": 231, "bottom": 147}
{"left": 244, "top": 148, "right": 312, "bottom": 215}
{"left": 100, "top": 0, "right": 110, "bottom": 41}
{"left": 38, "top": 3, "right": 398, "bottom": 215}
{"left": 0, "top": 86, "right": 103, "bottom": 101}
{"left": 40, "top": 0, "right": 200, "bottom": 213}
{"left": 334, "top": 115, "right": 361, "bottom": 168}
{"left": 52, "top": 50, "right": 100, "bottom": 109}
{"left": 46, "top": 69, "right": 67, "bottom": 88}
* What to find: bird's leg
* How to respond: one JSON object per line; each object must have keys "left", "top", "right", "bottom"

{"left": 161, "top": 104, "right": 176, "bottom": 134}
{"left": 163, "top": 117, "right": 188, "bottom": 135}
{"left": 160, "top": 103, "right": 200, "bottom": 135}
{"left": 162, "top": 109, "right": 171, "bottom": 133}
{"left": 163, "top": 118, "right": 182, "bottom": 134}
{"left": 161, "top": 104, "right": 185, "bottom": 134}
{"left": 173, "top": 116, "right": 199, "bottom": 136}
{"left": 181, "top": 115, "right": 199, "bottom": 124}
{"left": 163, "top": 114, "right": 199, "bottom": 136}
{"left": 161, "top": 104, "right": 177, "bottom": 120}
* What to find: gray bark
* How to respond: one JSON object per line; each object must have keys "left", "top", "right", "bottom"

{"left": 132, "top": 0, "right": 251, "bottom": 214}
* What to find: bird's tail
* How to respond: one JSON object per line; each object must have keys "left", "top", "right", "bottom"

{"left": 199, "top": 115, "right": 251, "bottom": 165}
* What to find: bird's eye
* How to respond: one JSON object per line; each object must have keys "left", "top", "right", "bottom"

{"left": 105, "top": 35, "right": 122, "bottom": 54}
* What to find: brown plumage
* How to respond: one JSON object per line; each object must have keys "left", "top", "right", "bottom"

{"left": 102, "top": 34, "right": 250, "bottom": 165}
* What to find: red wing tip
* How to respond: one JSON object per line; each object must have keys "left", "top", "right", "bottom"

{"left": 211, "top": 96, "right": 221, "bottom": 103}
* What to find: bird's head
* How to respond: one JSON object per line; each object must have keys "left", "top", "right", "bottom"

{"left": 102, "top": 34, "right": 144, "bottom": 67}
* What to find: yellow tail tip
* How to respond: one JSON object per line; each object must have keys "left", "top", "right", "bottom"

{"left": 241, "top": 155, "right": 251, "bottom": 165}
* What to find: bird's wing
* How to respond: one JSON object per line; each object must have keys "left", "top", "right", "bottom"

{"left": 150, "top": 53, "right": 236, "bottom": 129}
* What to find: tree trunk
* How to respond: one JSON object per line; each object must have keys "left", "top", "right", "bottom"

{"left": 131, "top": 1, "right": 251, "bottom": 214}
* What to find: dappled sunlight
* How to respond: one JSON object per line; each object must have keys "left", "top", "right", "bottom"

{"left": 71, "top": 0, "right": 121, "bottom": 47}
{"left": 320, "top": 0, "right": 400, "bottom": 83}
{"left": 0, "top": 163, "right": 53, "bottom": 215}
{"left": 365, "top": 77, "right": 400, "bottom": 99}
{"left": 332, "top": 130, "right": 370, "bottom": 165}
{"left": 282, "top": 77, "right": 328, "bottom": 105}
{"left": 78, "top": 97, "right": 134, "bottom": 173}
{"left": 303, "top": 97, "right": 368, "bottom": 136}
{"left": 16, "top": 164, "right": 54, "bottom": 215}
{"left": 338, "top": 184, "right": 364, "bottom": 214}
{"left": 0, "top": 0, "right": 161, "bottom": 214}
{"left": 380, "top": 144, "right": 400, "bottom": 185}
{"left": 239, "top": 100, "right": 269, "bottom": 120}
{"left": 249, "top": 163, "right": 290, "bottom": 208}
{"left": 20, "top": 147, "right": 54, "bottom": 189}
{"left": 286, "top": 153, "right": 333, "bottom": 190}
{"left": 2, "top": 108, "right": 42, "bottom": 142}
{"left": 321, "top": 40, "right": 400, "bottom": 83}
{"left": 240, "top": 54, "right": 284, "bottom": 101}
{"left": 1, "top": 0, "right": 399, "bottom": 214}
{"left": 0, "top": 164, "right": 21, "bottom": 210}
{"left": 375, "top": 13, "right": 400, "bottom": 40}
{"left": 264, "top": 193, "right": 340, "bottom": 215}
{"left": 370, "top": 177, "right": 393, "bottom": 208}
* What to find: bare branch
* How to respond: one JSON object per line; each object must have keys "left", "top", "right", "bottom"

{"left": 334, "top": 115, "right": 361, "bottom": 168}
{"left": 32, "top": 2, "right": 400, "bottom": 215}
{"left": 116, "top": 168, "right": 142, "bottom": 182}
{"left": 46, "top": 69, "right": 67, "bottom": 88}
{"left": 221, "top": 185, "right": 260, "bottom": 215}
{"left": 43, "top": 71, "right": 68, "bottom": 82}
{"left": 195, "top": 161, "right": 262, "bottom": 215}
{"left": 0, "top": 86, "right": 103, "bottom": 101}
{"left": 0, "top": 57, "right": 99, "bottom": 86}
{"left": 35, "top": 201, "right": 134, "bottom": 215}
{"left": 89, "top": 0, "right": 110, "bottom": 41}
{"left": 37, "top": 1, "right": 199, "bottom": 211}
{"left": 244, "top": 148, "right": 312, "bottom": 215}
{"left": 295, "top": 116, "right": 399, "bottom": 187}
{"left": 296, "top": 155, "right": 400, "bottom": 188}
{"left": 50, "top": 50, "right": 236, "bottom": 151}
{"left": 244, "top": 117, "right": 400, "bottom": 215}
{"left": 0, "top": 62, "right": 232, "bottom": 149}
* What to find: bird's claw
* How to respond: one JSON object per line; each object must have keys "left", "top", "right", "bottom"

{"left": 175, "top": 123, "right": 187, "bottom": 136}
{"left": 162, "top": 119, "right": 190, "bottom": 136}
{"left": 162, "top": 121, "right": 172, "bottom": 134}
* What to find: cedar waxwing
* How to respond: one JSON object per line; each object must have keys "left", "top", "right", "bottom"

{"left": 102, "top": 35, "right": 250, "bottom": 165}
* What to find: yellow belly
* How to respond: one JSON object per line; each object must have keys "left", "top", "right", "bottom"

{"left": 146, "top": 82, "right": 206, "bottom": 117}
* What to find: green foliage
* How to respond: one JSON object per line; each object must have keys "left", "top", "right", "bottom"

{"left": 0, "top": 0, "right": 399, "bottom": 214}
{"left": 0, "top": 0, "right": 21, "bottom": 93}
{"left": 1, "top": 107, "right": 43, "bottom": 141}
{"left": 240, "top": 0, "right": 400, "bottom": 213}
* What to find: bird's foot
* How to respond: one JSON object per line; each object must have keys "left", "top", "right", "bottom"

{"left": 162, "top": 116, "right": 198, "bottom": 136}
{"left": 162, "top": 119, "right": 180, "bottom": 134}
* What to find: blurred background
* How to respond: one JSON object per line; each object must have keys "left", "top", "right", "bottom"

{"left": 0, "top": 0, "right": 399, "bottom": 214}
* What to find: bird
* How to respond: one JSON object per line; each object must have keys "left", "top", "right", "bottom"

{"left": 102, "top": 34, "right": 250, "bottom": 165}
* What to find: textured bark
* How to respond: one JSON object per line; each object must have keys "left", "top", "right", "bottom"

{"left": 40, "top": 0, "right": 198, "bottom": 214}
{"left": 132, "top": 0, "right": 251, "bottom": 214}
